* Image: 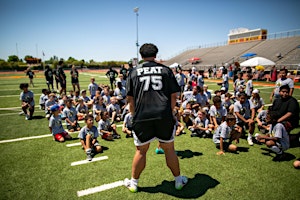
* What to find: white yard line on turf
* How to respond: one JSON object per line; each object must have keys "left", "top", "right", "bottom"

{"left": 0, "top": 134, "right": 52, "bottom": 144}
{"left": 81, "top": 72, "right": 107, "bottom": 78}
{"left": 0, "top": 131, "right": 78, "bottom": 144}
{"left": 71, "top": 156, "right": 108, "bottom": 166}
{"left": 77, "top": 180, "right": 124, "bottom": 197}
{"left": 0, "top": 110, "right": 44, "bottom": 116}
{"left": 66, "top": 142, "right": 81, "bottom": 147}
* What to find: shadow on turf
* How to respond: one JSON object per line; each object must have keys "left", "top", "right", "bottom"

{"left": 139, "top": 173, "right": 220, "bottom": 198}
{"left": 31, "top": 115, "right": 44, "bottom": 120}
{"left": 176, "top": 150, "right": 203, "bottom": 159}
{"left": 260, "top": 147, "right": 296, "bottom": 161}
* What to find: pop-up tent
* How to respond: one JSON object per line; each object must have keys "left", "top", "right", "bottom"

{"left": 240, "top": 57, "right": 275, "bottom": 66}
{"left": 169, "top": 63, "right": 180, "bottom": 68}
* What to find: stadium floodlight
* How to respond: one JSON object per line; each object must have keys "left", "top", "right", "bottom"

{"left": 133, "top": 7, "right": 139, "bottom": 64}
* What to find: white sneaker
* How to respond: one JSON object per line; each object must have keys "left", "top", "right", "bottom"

{"left": 25, "top": 114, "right": 29, "bottom": 120}
{"left": 175, "top": 176, "right": 188, "bottom": 190}
{"left": 254, "top": 133, "right": 260, "bottom": 141}
{"left": 247, "top": 138, "right": 254, "bottom": 146}
{"left": 124, "top": 178, "right": 138, "bottom": 193}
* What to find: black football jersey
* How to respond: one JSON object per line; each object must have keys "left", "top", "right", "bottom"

{"left": 126, "top": 61, "right": 180, "bottom": 122}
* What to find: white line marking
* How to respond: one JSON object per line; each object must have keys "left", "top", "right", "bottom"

{"left": 0, "top": 110, "right": 45, "bottom": 116}
{"left": 62, "top": 121, "right": 84, "bottom": 126}
{"left": 0, "top": 134, "right": 52, "bottom": 144}
{"left": 77, "top": 180, "right": 124, "bottom": 197}
{"left": 71, "top": 156, "right": 108, "bottom": 166}
{"left": 0, "top": 131, "right": 78, "bottom": 144}
{"left": 0, "top": 105, "right": 40, "bottom": 110}
{"left": 66, "top": 142, "right": 81, "bottom": 147}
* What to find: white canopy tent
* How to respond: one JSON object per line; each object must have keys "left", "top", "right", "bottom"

{"left": 240, "top": 57, "right": 275, "bottom": 66}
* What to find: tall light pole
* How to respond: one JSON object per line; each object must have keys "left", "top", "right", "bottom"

{"left": 133, "top": 7, "right": 139, "bottom": 64}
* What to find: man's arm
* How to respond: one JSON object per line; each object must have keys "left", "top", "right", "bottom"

{"left": 127, "top": 96, "right": 135, "bottom": 115}
{"left": 171, "top": 93, "right": 177, "bottom": 111}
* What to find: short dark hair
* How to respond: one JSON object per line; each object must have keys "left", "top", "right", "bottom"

{"left": 267, "top": 110, "right": 280, "bottom": 122}
{"left": 85, "top": 114, "right": 94, "bottom": 121}
{"left": 225, "top": 114, "right": 236, "bottom": 121}
{"left": 280, "top": 68, "right": 288, "bottom": 74}
{"left": 213, "top": 96, "right": 221, "bottom": 104}
{"left": 139, "top": 43, "right": 158, "bottom": 58}
{"left": 279, "top": 84, "right": 290, "bottom": 92}
{"left": 19, "top": 83, "right": 29, "bottom": 89}
{"left": 237, "top": 92, "right": 247, "bottom": 97}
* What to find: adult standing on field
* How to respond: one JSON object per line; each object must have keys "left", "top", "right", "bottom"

{"left": 57, "top": 61, "right": 67, "bottom": 95}
{"left": 124, "top": 43, "right": 188, "bottom": 193}
{"left": 70, "top": 65, "right": 80, "bottom": 92}
{"left": 120, "top": 64, "right": 128, "bottom": 80}
{"left": 106, "top": 67, "right": 118, "bottom": 89}
{"left": 26, "top": 67, "right": 35, "bottom": 87}
{"left": 44, "top": 65, "right": 54, "bottom": 91}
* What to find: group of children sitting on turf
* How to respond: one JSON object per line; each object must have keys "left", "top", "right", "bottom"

{"left": 19, "top": 68, "right": 293, "bottom": 163}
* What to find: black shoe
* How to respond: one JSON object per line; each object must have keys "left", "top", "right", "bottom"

{"left": 273, "top": 153, "right": 286, "bottom": 161}
{"left": 126, "top": 134, "right": 133, "bottom": 138}
{"left": 191, "top": 133, "right": 199, "bottom": 137}
{"left": 113, "top": 134, "right": 121, "bottom": 139}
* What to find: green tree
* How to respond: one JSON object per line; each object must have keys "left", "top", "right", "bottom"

{"left": 8, "top": 55, "right": 19, "bottom": 62}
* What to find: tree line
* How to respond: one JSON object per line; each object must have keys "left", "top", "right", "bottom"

{"left": 0, "top": 55, "right": 129, "bottom": 71}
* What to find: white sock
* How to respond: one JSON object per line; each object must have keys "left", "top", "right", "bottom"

{"left": 131, "top": 178, "right": 139, "bottom": 186}
{"left": 270, "top": 146, "right": 281, "bottom": 154}
{"left": 175, "top": 175, "right": 182, "bottom": 183}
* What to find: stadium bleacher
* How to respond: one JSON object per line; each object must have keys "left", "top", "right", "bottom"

{"left": 164, "top": 35, "right": 300, "bottom": 71}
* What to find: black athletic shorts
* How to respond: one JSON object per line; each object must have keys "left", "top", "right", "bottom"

{"left": 132, "top": 117, "right": 176, "bottom": 143}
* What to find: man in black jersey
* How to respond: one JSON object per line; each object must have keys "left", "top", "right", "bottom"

{"left": 106, "top": 67, "right": 118, "bottom": 89}
{"left": 124, "top": 43, "right": 188, "bottom": 193}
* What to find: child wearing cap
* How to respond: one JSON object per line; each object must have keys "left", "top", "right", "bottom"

{"left": 49, "top": 104, "right": 72, "bottom": 142}
{"left": 250, "top": 89, "right": 264, "bottom": 113}
{"left": 19, "top": 83, "right": 35, "bottom": 120}
{"left": 78, "top": 114, "right": 102, "bottom": 161}
{"left": 62, "top": 99, "right": 81, "bottom": 132}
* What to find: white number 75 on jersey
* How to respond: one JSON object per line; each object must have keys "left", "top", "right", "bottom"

{"left": 139, "top": 75, "right": 163, "bottom": 91}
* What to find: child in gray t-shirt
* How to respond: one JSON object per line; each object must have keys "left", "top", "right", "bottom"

{"left": 19, "top": 83, "right": 35, "bottom": 120}
{"left": 49, "top": 104, "right": 72, "bottom": 142}
{"left": 78, "top": 114, "right": 102, "bottom": 161}
{"left": 256, "top": 111, "right": 290, "bottom": 161}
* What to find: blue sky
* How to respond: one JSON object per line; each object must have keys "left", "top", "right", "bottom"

{"left": 0, "top": 0, "right": 299, "bottom": 62}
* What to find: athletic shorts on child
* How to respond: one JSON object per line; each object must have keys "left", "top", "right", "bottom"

{"left": 67, "top": 123, "right": 80, "bottom": 131}
{"left": 215, "top": 142, "right": 231, "bottom": 151}
{"left": 54, "top": 131, "right": 68, "bottom": 141}
{"left": 132, "top": 117, "right": 176, "bottom": 146}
